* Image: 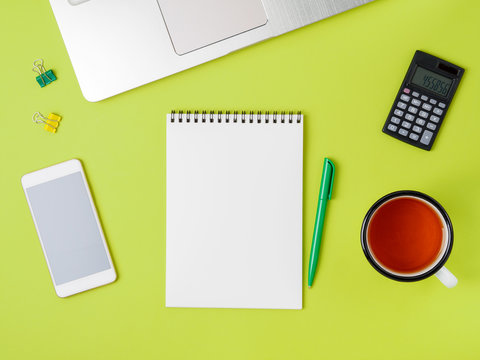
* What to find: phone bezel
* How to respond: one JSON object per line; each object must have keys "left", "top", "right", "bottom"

{"left": 21, "top": 159, "right": 116, "bottom": 297}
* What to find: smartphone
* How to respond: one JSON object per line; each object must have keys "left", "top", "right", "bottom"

{"left": 21, "top": 159, "right": 116, "bottom": 297}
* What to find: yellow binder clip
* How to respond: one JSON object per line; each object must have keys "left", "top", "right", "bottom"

{"left": 32, "top": 112, "right": 62, "bottom": 133}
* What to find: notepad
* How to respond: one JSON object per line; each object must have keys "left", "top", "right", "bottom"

{"left": 166, "top": 111, "right": 303, "bottom": 309}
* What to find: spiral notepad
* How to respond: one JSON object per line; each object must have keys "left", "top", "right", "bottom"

{"left": 166, "top": 111, "right": 303, "bottom": 309}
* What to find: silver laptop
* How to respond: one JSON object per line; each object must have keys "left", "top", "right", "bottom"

{"left": 50, "top": 0, "right": 373, "bottom": 101}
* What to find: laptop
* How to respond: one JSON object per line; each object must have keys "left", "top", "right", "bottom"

{"left": 50, "top": 0, "right": 373, "bottom": 101}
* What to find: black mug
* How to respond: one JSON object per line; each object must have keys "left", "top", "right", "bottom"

{"left": 361, "top": 191, "right": 457, "bottom": 287}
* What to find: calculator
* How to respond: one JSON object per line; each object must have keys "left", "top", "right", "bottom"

{"left": 383, "top": 50, "right": 464, "bottom": 150}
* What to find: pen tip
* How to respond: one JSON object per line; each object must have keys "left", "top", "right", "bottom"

{"left": 308, "top": 286, "right": 311, "bottom": 288}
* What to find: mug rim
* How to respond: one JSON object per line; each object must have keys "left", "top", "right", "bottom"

{"left": 360, "top": 190, "right": 454, "bottom": 282}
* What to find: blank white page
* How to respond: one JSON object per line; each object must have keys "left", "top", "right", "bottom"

{"left": 157, "top": 0, "right": 268, "bottom": 55}
{"left": 166, "top": 112, "right": 303, "bottom": 309}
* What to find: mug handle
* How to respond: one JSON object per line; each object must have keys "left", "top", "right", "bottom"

{"left": 435, "top": 266, "right": 458, "bottom": 288}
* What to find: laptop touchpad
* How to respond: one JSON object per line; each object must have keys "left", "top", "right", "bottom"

{"left": 157, "top": 0, "right": 268, "bottom": 55}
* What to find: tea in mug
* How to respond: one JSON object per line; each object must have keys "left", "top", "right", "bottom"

{"left": 367, "top": 197, "right": 444, "bottom": 274}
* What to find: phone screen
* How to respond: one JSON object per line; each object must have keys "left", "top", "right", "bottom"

{"left": 25, "top": 172, "right": 111, "bottom": 285}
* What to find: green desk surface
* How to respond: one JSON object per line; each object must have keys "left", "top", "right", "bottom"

{"left": 1, "top": 0, "right": 480, "bottom": 359}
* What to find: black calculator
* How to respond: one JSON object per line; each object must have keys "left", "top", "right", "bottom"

{"left": 383, "top": 50, "right": 464, "bottom": 150}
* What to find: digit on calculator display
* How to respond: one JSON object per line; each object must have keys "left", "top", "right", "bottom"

{"left": 410, "top": 66, "right": 453, "bottom": 97}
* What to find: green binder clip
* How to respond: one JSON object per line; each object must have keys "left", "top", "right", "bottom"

{"left": 33, "top": 59, "right": 57, "bottom": 88}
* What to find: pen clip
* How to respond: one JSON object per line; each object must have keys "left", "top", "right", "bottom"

{"left": 325, "top": 158, "right": 335, "bottom": 200}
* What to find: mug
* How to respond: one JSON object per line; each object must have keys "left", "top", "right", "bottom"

{"left": 361, "top": 190, "right": 457, "bottom": 288}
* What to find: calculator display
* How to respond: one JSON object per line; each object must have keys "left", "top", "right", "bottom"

{"left": 411, "top": 66, "right": 452, "bottom": 97}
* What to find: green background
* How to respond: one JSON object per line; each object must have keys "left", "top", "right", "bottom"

{"left": 1, "top": 0, "right": 480, "bottom": 359}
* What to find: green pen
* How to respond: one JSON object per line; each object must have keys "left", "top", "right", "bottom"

{"left": 308, "top": 158, "right": 335, "bottom": 288}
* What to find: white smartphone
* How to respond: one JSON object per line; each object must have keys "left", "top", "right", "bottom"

{"left": 21, "top": 159, "right": 116, "bottom": 297}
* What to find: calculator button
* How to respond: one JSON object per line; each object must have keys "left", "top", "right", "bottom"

{"left": 405, "top": 113, "right": 415, "bottom": 121}
{"left": 412, "top": 91, "right": 420, "bottom": 98}
{"left": 433, "top": 108, "right": 443, "bottom": 116}
{"left": 420, "top": 130, "right": 434, "bottom": 146}
{"left": 439, "top": 102, "right": 446, "bottom": 108}
{"left": 421, "top": 95, "right": 428, "bottom": 101}
{"left": 409, "top": 133, "right": 419, "bottom": 141}
{"left": 394, "top": 109, "right": 404, "bottom": 117}
{"left": 403, "top": 88, "right": 411, "bottom": 94}
{"left": 429, "top": 99, "right": 437, "bottom": 105}
{"left": 401, "top": 121, "right": 412, "bottom": 129}
{"left": 416, "top": 118, "right": 426, "bottom": 126}
{"left": 411, "top": 99, "right": 421, "bottom": 106}
{"left": 413, "top": 125, "right": 422, "bottom": 133}
{"left": 398, "top": 128, "right": 408, "bottom": 137}
{"left": 397, "top": 101, "right": 407, "bottom": 110}
{"left": 387, "top": 124, "right": 398, "bottom": 132}
{"left": 419, "top": 111, "right": 428, "bottom": 119}
{"left": 426, "top": 123, "right": 437, "bottom": 131}
{"left": 400, "top": 94, "right": 411, "bottom": 102}
{"left": 408, "top": 106, "right": 418, "bottom": 114}
{"left": 391, "top": 116, "right": 401, "bottom": 124}
{"left": 430, "top": 115, "right": 440, "bottom": 123}
{"left": 422, "top": 103, "right": 432, "bottom": 111}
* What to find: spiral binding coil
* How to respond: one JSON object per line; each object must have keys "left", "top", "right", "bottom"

{"left": 169, "top": 110, "right": 302, "bottom": 124}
